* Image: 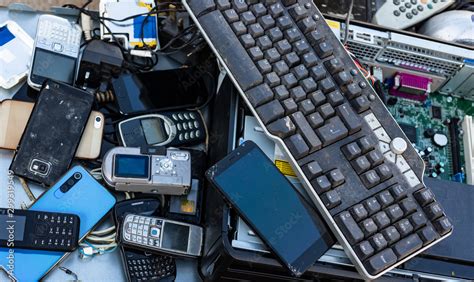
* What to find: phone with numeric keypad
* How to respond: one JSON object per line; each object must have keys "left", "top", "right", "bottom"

{"left": 28, "top": 15, "right": 82, "bottom": 89}
{"left": 0, "top": 208, "right": 80, "bottom": 252}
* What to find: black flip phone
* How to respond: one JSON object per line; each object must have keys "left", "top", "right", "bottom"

{"left": 206, "top": 141, "right": 335, "bottom": 277}
{"left": 114, "top": 199, "right": 176, "bottom": 282}
{"left": 0, "top": 208, "right": 80, "bottom": 252}
{"left": 9, "top": 80, "right": 94, "bottom": 186}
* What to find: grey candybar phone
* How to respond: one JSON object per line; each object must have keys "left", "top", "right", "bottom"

{"left": 206, "top": 141, "right": 334, "bottom": 277}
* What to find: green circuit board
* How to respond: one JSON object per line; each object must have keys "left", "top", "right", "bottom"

{"left": 387, "top": 92, "right": 474, "bottom": 182}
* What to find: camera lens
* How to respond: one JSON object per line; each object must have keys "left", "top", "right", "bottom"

{"left": 73, "top": 172, "right": 82, "bottom": 180}
{"left": 95, "top": 116, "right": 101, "bottom": 122}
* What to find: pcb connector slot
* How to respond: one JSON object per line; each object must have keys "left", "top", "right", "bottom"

{"left": 462, "top": 115, "right": 474, "bottom": 184}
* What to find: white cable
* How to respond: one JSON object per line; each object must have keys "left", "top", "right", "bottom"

{"left": 81, "top": 13, "right": 92, "bottom": 41}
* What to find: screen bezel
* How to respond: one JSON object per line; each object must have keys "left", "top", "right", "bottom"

{"left": 206, "top": 141, "right": 335, "bottom": 275}
{"left": 29, "top": 48, "right": 76, "bottom": 87}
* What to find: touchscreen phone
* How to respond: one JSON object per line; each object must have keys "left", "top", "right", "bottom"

{"left": 206, "top": 141, "right": 334, "bottom": 276}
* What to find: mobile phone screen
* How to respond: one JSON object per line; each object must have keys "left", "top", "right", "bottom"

{"left": 210, "top": 142, "right": 334, "bottom": 276}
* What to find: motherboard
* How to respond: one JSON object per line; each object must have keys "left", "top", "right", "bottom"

{"left": 387, "top": 92, "right": 474, "bottom": 183}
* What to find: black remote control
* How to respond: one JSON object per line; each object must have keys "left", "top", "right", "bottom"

{"left": 114, "top": 199, "right": 176, "bottom": 282}
{"left": 0, "top": 208, "right": 80, "bottom": 252}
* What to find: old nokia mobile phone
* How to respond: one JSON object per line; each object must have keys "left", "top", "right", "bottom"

{"left": 9, "top": 81, "right": 94, "bottom": 186}
{"left": 117, "top": 111, "right": 206, "bottom": 148}
{"left": 121, "top": 214, "right": 203, "bottom": 257}
{"left": 206, "top": 141, "right": 335, "bottom": 277}
{"left": 28, "top": 15, "right": 82, "bottom": 89}
{"left": 114, "top": 199, "right": 177, "bottom": 282}
{"left": 0, "top": 100, "right": 104, "bottom": 159}
{"left": 0, "top": 208, "right": 80, "bottom": 252}
{"left": 0, "top": 166, "right": 116, "bottom": 281}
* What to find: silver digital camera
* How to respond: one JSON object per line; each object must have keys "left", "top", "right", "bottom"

{"left": 102, "top": 147, "right": 191, "bottom": 195}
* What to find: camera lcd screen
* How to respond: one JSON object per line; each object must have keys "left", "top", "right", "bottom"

{"left": 141, "top": 118, "right": 168, "bottom": 145}
{"left": 162, "top": 222, "right": 189, "bottom": 252}
{"left": 0, "top": 215, "right": 26, "bottom": 241}
{"left": 31, "top": 49, "right": 76, "bottom": 84}
{"left": 114, "top": 155, "right": 149, "bottom": 179}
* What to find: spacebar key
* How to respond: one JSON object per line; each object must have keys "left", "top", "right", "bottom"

{"left": 199, "top": 11, "right": 263, "bottom": 91}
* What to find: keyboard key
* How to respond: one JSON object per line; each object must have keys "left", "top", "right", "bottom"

{"left": 256, "top": 100, "right": 285, "bottom": 124}
{"left": 310, "top": 65, "right": 327, "bottom": 81}
{"left": 298, "top": 17, "right": 317, "bottom": 33}
{"left": 369, "top": 233, "right": 388, "bottom": 251}
{"left": 327, "top": 90, "right": 345, "bottom": 107}
{"left": 298, "top": 99, "right": 315, "bottom": 115}
{"left": 361, "top": 170, "right": 380, "bottom": 188}
{"left": 292, "top": 65, "right": 309, "bottom": 80}
{"left": 365, "top": 249, "right": 397, "bottom": 275}
{"left": 291, "top": 111, "right": 322, "bottom": 152}
{"left": 282, "top": 98, "right": 298, "bottom": 114}
{"left": 350, "top": 204, "right": 368, "bottom": 222}
{"left": 433, "top": 217, "right": 452, "bottom": 235}
{"left": 315, "top": 41, "right": 334, "bottom": 58}
{"left": 232, "top": 0, "right": 248, "bottom": 12}
{"left": 288, "top": 5, "right": 308, "bottom": 21}
{"left": 269, "top": 3, "right": 284, "bottom": 17}
{"left": 265, "top": 48, "right": 281, "bottom": 63}
{"left": 273, "top": 60, "right": 290, "bottom": 76}
{"left": 285, "top": 134, "right": 309, "bottom": 159}
{"left": 375, "top": 164, "right": 393, "bottom": 181}
{"left": 257, "top": 35, "right": 273, "bottom": 50}
{"left": 307, "top": 112, "right": 324, "bottom": 128}
{"left": 336, "top": 103, "right": 362, "bottom": 134}
{"left": 352, "top": 156, "right": 371, "bottom": 174}
{"left": 285, "top": 27, "right": 302, "bottom": 43}
{"left": 376, "top": 191, "right": 394, "bottom": 208}
{"left": 224, "top": 9, "right": 239, "bottom": 23}
{"left": 258, "top": 15, "right": 276, "bottom": 30}
{"left": 300, "top": 78, "right": 317, "bottom": 93}
{"left": 249, "top": 23, "right": 265, "bottom": 37}
{"left": 381, "top": 226, "right": 400, "bottom": 245}
{"left": 321, "top": 190, "right": 341, "bottom": 209}
{"left": 282, "top": 73, "right": 298, "bottom": 88}
{"left": 389, "top": 184, "right": 407, "bottom": 201}
{"left": 367, "top": 149, "right": 384, "bottom": 167}
{"left": 200, "top": 11, "right": 263, "bottom": 91}
{"left": 265, "top": 72, "right": 280, "bottom": 87}
{"left": 275, "top": 39, "right": 291, "bottom": 54}
{"left": 317, "top": 117, "right": 349, "bottom": 146}
{"left": 232, "top": 21, "right": 247, "bottom": 35}
{"left": 308, "top": 29, "right": 325, "bottom": 46}
{"left": 281, "top": 0, "right": 297, "bottom": 6}
{"left": 409, "top": 211, "right": 427, "bottom": 230}
{"left": 319, "top": 78, "right": 336, "bottom": 93}
{"left": 302, "top": 160, "right": 323, "bottom": 180}
{"left": 400, "top": 198, "right": 417, "bottom": 215}
{"left": 249, "top": 46, "right": 264, "bottom": 60}
{"left": 358, "top": 136, "right": 376, "bottom": 153}
{"left": 365, "top": 197, "right": 381, "bottom": 216}
{"left": 418, "top": 226, "right": 439, "bottom": 245}
{"left": 318, "top": 103, "right": 335, "bottom": 119}
{"left": 395, "top": 219, "right": 413, "bottom": 237}
{"left": 324, "top": 58, "right": 344, "bottom": 74}
{"left": 241, "top": 11, "right": 256, "bottom": 25}
{"left": 276, "top": 15, "right": 292, "bottom": 29}
{"left": 342, "top": 142, "right": 362, "bottom": 160}
{"left": 302, "top": 52, "right": 319, "bottom": 67}
{"left": 273, "top": 85, "right": 289, "bottom": 100}
{"left": 241, "top": 34, "right": 256, "bottom": 48}
{"left": 360, "top": 218, "right": 378, "bottom": 237}
{"left": 344, "top": 83, "right": 363, "bottom": 99}
{"left": 217, "top": 0, "right": 231, "bottom": 10}
{"left": 267, "top": 116, "right": 296, "bottom": 139}
{"left": 246, "top": 84, "right": 274, "bottom": 107}
{"left": 336, "top": 211, "right": 364, "bottom": 244}
{"left": 414, "top": 188, "right": 435, "bottom": 207}
{"left": 393, "top": 234, "right": 423, "bottom": 259}
{"left": 309, "top": 90, "right": 326, "bottom": 107}
{"left": 290, "top": 86, "right": 306, "bottom": 102}
{"left": 328, "top": 169, "right": 345, "bottom": 187}
{"left": 313, "top": 175, "right": 331, "bottom": 194}
{"left": 293, "top": 39, "right": 310, "bottom": 55}
{"left": 335, "top": 71, "right": 353, "bottom": 86}
{"left": 386, "top": 204, "right": 404, "bottom": 222}
{"left": 424, "top": 202, "right": 444, "bottom": 220}
{"left": 351, "top": 95, "right": 371, "bottom": 113}
{"left": 250, "top": 3, "right": 266, "bottom": 17}
{"left": 354, "top": 240, "right": 374, "bottom": 261}
{"left": 372, "top": 211, "right": 391, "bottom": 229}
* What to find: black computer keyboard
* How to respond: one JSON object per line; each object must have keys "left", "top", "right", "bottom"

{"left": 183, "top": 0, "right": 453, "bottom": 279}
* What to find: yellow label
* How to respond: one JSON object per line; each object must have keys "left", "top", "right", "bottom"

{"left": 180, "top": 199, "right": 196, "bottom": 213}
{"left": 326, "top": 20, "right": 341, "bottom": 30}
{"left": 275, "top": 160, "right": 297, "bottom": 177}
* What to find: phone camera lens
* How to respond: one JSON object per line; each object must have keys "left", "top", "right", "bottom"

{"left": 73, "top": 172, "right": 82, "bottom": 180}
{"left": 95, "top": 116, "right": 101, "bottom": 122}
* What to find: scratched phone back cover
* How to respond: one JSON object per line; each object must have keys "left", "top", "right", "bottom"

{"left": 9, "top": 81, "right": 94, "bottom": 186}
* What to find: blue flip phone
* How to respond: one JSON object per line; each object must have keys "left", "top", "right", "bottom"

{"left": 0, "top": 166, "right": 116, "bottom": 281}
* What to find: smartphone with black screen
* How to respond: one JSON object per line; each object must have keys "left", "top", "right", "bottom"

{"left": 206, "top": 141, "right": 334, "bottom": 277}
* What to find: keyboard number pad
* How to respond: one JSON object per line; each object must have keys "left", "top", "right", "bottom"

{"left": 127, "top": 255, "right": 176, "bottom": 280}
